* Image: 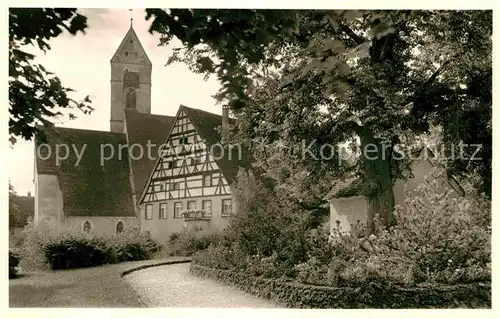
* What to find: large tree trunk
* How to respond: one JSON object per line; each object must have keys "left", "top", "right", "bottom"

{"left": 359, "top": 127, "right": 395, "bottom": 230}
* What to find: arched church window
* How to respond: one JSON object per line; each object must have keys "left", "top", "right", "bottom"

{"left": 83, "top": 220, "right": 92, "bottom": 233}
{"left": 126, "top": 89, "right": 137, "bottom": 109}
{"left": 116, "top": 221, "right": 124, "bottom": 234}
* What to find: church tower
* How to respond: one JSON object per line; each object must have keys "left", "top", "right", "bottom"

{"left": 110, "top": 24, "right": 152, "bottom": 133}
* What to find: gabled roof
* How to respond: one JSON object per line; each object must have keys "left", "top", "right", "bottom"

{"left": 181, "top": 105, "right": 254, "bottom": 182}
{"left": 110, "top": 25, "right": 152, "bottom": 66}
{"left": 138, "top": 105, "right": 255, "bottom": 204}
{"left": 182, "top": 105, "right": 254, "bottom": 182}
{"left": 324, "top": 176, "right": 364, "bottom": 200}
{"left": 35, "top": 126, "right": 135, "bottom": 217}
{"left": 124, "top": 109, "right": 175, "bottom": 197}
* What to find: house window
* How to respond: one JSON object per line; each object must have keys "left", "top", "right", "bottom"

{"left": 159, "top": 203, "right": 167, "bottom": 219}
{"left": 116, "top": 221, "right": 124, "bottom": 234}
{"left": 159, "top": 184, "right": 164, "bottom": 191}
{"left": 202, "top": 200, "right": 212, "bottom": 217}
{"left": 187, "top": 201, "right": 196, "bottom": 210}
{"left": 172, "top": 181, "right": 181, "bottom": 190}
{"left": 145, "top": 204, "right": 153, "bottom": 220}
{"left": 174, "top": 202, "right": 183, "bottom": 218}
{"left": 179, "top": 137, "right": 189, "bottom": 145}
{"left": 83, "top": 220, "right": 92, "bottom": 233}
{"left": 203, "top": 174, "right": 211, "bottom": 187}
{"left": 166, "top": 161, "right": 173, "bottom": 169}
{"left": 222, "top": 199, "right": 232, "bottom": 217}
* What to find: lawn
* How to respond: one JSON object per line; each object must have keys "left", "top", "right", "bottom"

{"left": 9, "top": 257, "right": 189, "bottom": 307}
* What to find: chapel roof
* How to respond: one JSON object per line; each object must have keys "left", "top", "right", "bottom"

{"left": 35, "top": 126, "right": 136, "bottom": 217}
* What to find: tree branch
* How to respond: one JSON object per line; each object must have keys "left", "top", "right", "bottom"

{"left": 403, "top": 57, "right": 456, "bottom": 107}
{"left": 339, "top": 24, "right": 366, "bottom": 45}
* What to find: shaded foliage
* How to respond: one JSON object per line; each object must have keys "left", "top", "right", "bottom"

{"left": 146, "top": 10, "right": 492, "bottom": 223}
{"left": 9, "top": 8, "right": 93, "bottom": 144}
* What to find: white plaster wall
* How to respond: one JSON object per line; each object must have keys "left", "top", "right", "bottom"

{"left": 329, "top": 196, "right": 368, "bottom": 234}
{"left": 62, "top": 216, "right": 139, "bottom": 234}
{"left": 35, "top": 174, "right": 64, "bottom": 228}
{"left": 140, "top": 195, "right": 233, "bottom": 244}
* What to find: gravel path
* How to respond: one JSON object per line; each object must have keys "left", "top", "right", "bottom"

{"left": 124, "top": 263, "right": 280, "bottom": 308}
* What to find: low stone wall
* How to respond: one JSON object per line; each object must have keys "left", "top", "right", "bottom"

{"left": 190, "top": 264, "right": 491, "bottom": 308}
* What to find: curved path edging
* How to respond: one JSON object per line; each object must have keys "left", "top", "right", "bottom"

{"left": 189, "top": 263, "right": 491, "bottom": 308}
{"left": 121, "top": 258, "right": 192, "bottom": 277}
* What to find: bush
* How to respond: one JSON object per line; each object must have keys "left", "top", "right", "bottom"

{"left": 44, "top": 236, "right": 111, "bottom": 269}
{"left": 20, "top": 220, "right": 157, "bottom": 270}
{"left": 192, "top": 244, "right": 246, "bottom": 270}
{"left": 228, "top": 170, "right": 312, "bottom": 268}
{"left": 197, "top": 167, "right": 491, "bottom": 289}
{"left": 190, "top": 263, "right": 491, "bottom": 308}
{"left": 106, "top": 228, "right": 158, "bottom": 263}
{"left": 19, "top": 218, "right": 57, "bottom": 271}
{"left": 9, "top": 251, "right": 20, "bottom": 278}
{"left": 164, "top": 229, "right": 225, "bottom": 257}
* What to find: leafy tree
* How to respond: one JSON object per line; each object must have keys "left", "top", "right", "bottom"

{"left": 9, "top": 181, "right": 20, "bottom": 228}
{"left": 146, "top": 10, "right": 492, "bottom": 227}
{"left": 9, "top": 8, "right": 92, "bottom": 144}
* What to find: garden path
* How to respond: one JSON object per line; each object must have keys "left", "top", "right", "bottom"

{"left": 124, "top": 263, "right": 281, "bottom": 308}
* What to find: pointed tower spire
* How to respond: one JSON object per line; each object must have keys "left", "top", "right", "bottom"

{"left": 109, "top": 23, "right": 152, "bottom": 133}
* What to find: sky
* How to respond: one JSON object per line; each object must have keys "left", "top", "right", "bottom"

{"left": 8, "top": 8, "right": 222, "bottom": 196}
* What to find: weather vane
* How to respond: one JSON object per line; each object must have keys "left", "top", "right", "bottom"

{"left": 129, "top": 9, "right": 133, "bottom": 27}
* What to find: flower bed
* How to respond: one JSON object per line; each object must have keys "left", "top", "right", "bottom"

{"left": 189, "top": 263, "right": 491, "bottom": 308}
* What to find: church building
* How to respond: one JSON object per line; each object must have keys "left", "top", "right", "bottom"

{"left": 34, "top": 25, "right": 252, "bottom": 244}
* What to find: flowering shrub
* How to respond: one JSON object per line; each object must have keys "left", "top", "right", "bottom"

{"left": 370, "top": 170, "right": 491, "bottom": 284}
{"left": 19, "top": 217, "right": 58, "bottom": 270}
{"left": 181, "top": 209, "right": 210, "bottom": 219}
{"left": 20, "top": 219, "right": 157, "bottom": 270}
{"left": 295, "top": 168, "right": 491, "bottom": 287}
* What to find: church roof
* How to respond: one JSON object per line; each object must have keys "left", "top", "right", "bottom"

{"left": 124, "top": 110, "right": 176, "bottom": 197}
{"left": 35, "top": 126, "right": 136, "bottom": 217}
{"left": 110, "top": 25, "right": 152, "bottom": 65}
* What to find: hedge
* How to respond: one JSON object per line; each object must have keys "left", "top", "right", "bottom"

{"left": 189, "top": 264, "right": 491, "bottom": 308}
{"left": 9, "top": 251, "right": 20, "bottom": 278}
